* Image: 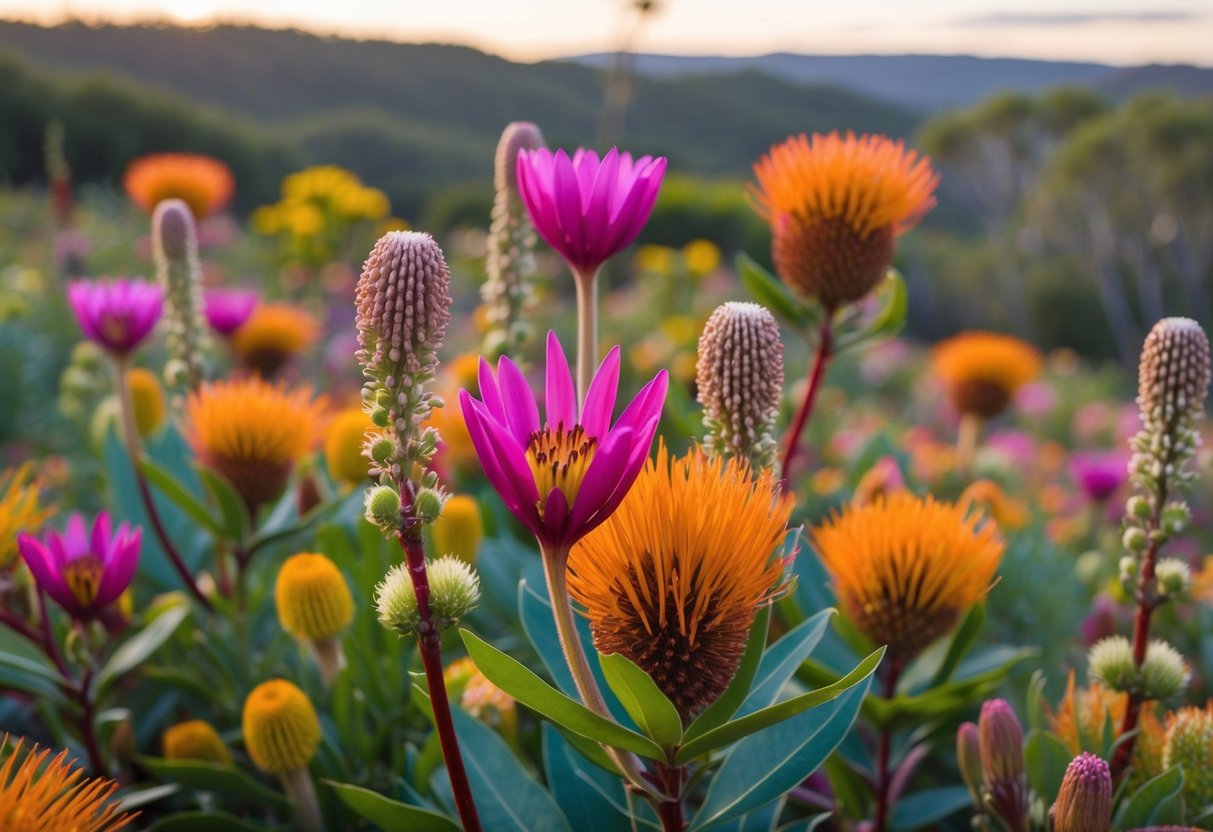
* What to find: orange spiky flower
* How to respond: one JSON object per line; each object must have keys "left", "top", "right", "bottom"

{"left": 0, "top": 736, "right": 133, "bottom": 832}
{"left": 230, "top": 303, "right": 320, "bottom": 378}
{"left": 123, "top": 153, "right": 235, "bottom": 219}
{"left": 812, "top": 492, "right": 1002, "bottom": 660}
{"left": 568, "top": 446, "right": 793, "bottom": 720}
{"left": 0, "top": 465, "right": 53, "bottom": 570}
{"left": 932, "top": 332, "right": 1042, "bottom": 420}
{"left": 185, "top": 377, "right": 328, "bottom": 513}
{"left": 750, "top": 131, "right": 937, "bottom": 308}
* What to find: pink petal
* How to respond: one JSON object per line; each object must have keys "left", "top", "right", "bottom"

{"left": 63, "top": 514, "right": 89, "bottom": 560}
{"left": 496, "top": 356, "right": 540, "bottom": 444}
{"left": 460, "top": 391, "right": 531, "bottom": 520}
{"left": 583, "top": 149, "right": 621, "bottom": 262}
{"left": 18, "top": 534, "right": 75, "bottom": 614}
{"left": 96, "top": 528, "right": 140, "bottom": 609}
{"left": 581, "top": 346, "right": 621, "bottom": 438}
{"left": 477, "top": 357, "right": 507, "bottom": 425}
{"left": 91, "top": 512, "right": 113, "bottom": 559}
{"left": 552, "top": 150, "right": 587, "bottom": 266}
{"left": 566, "top": 426, "right": 635, "bottom": 534}
{"left": 542, "top": 488, "right": 571, "bottom": 545}
{"left": 544, "top": 331, "right": 577, "bottom": 429}
{"left": 613, "top": 370, "right": 669, "bottom": 436}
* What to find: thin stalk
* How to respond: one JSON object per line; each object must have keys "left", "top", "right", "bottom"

{"left": 111, "top": 358, "right": 213, "bottom": 611}
{"left": 37, "top": 590, "right": 71, "bottom": 680}
{"left": 76, "top": 665, "right": 105, "bottom": 775}
{"left": 871, "top": 659, "right": 904, "bottom": 832}
{"left": 398, "top": 520, "right": 482, "bottom": 832}
{"left": 280, "top": 766, "right": 324, "bottom": 832}
{"left": 780, "top": 311, "right": 835, "bottom": 484}
{"left": 573, "top": 268, "right": 599, "bottom": 404}
{"left": 654, "top": 763, "right": 686, "bottom": 832}
{"left": 540, "top": 547, "right": 659, "bottom": 798}
{"left": 956, "top": 413, "right": 983, "bottom": 476}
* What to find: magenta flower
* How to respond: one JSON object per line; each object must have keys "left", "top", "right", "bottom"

{"left": 17, "top": 512, "right": 141, "bottom": 621}
{"left": 204, "top": 288, "right": 259, "bottom": 336}
{"left": 1070, "top": 451, "right": 1128, "bottom": 503}
{"left": 67, "top": 278, "right": 163, "bottom": 357}
{"left": 516, "top": 147, "right": 667, "bottom": 277}
{"left": 460, "top": 331, "right": 668, "bottom": 553}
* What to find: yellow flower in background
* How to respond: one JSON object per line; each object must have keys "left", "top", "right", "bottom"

{"left": 324, "top": 409, "right": 376, "bottom": 485}
{"left": 682, "top": 238, "right": 721, "bottom": 276}
{"left": 242, "top": 680, "right": 321, "bottom": 774}
{"left": 231, "top": 303, "right": 320, "bottom": 378}
{"left": 932, "top": 332, "right": 1042, "bottom": 420}
{"left": 813, "top": 492, "right": 1003, "bottom": 660}
{"left": 0, "top": 465, "right": 52, "bottom": 570}
{"left": 126, "top": 368, "right": 166, "bottom": 438}
{"left": 431, "top": 495, "right": 483, "bottom": 565}
{"left": 444, "top": 657, "right": 517, "bottom": 739}
{"left": 0, "top": 736, "right": 133, "bottom": 831}
{"left": 163, "top": 720, "right": 230, "bottom": 764}
{"left": 275, "top": 553, "right": 354, "bottom": 643}
{"left": 810, "top": 466, "right": 845, "bottom": 495}
{"left": 959, "top": 479, "right": 1029, "bottom": 531}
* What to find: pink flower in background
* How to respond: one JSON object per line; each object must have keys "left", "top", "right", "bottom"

{"left": 18, "top": 512, "right": 141, "bottom": 621}
{"left": 516, "top": 147, "right": 666, "bottom": 277}
{"left": 1070, "top": 451, "right": 1128, "bottom": 503}
{"left": 1079, "top": 594, "right": 1122, "bottom": 646}
{"left": 67, "top": 278, "right": 163, "bottom": 356}
{"left": 204, "top": 288, "right": 259, "bottom": 336}
{"left": 1015, "top": 381, "right": 1056, "bottom": 416}
{"left": 986, "top": 430, "right": 1036, "bottom": 462}
{"left": 460, "top": 331, "right": 667, "bottom": 553}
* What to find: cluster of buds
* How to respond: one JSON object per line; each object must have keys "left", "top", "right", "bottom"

{"left": 375, "top": 555, "right": 481, "bottom": 636}
{"left": 1050, "top": 753, "right": 1112, "bottom": 832}
{"left": 696, "top": 302, "right": 785, "bottom": 471}
{"left": 1087, "top": 635, "right": 1190, "bottom": 701}
{"left": 153, "top": 199, "right": 209, "bottom": 388}
{"left": 481, "top": 121, "right": 545, "bottom": 359}
{"left": 957, "top": 699, "right": 1029, "bottom": 832}
{"left": 355, "top": 231, "right": 453, "bottom": 534}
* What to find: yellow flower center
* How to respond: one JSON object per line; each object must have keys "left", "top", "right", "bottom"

{"left": 526, "top": 424, "right": 597, "bottom": 515}
{"left": 64, "top": 555, "right": 104, "bottom": 607}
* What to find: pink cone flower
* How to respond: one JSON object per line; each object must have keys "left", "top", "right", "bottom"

{"left": 516, "top": 147, "right": 666, "bottom": 277}
{"left": 204, "top": 288, "right": 258, "bottom": 336}
{"left": 17, "top": 512, "right": 141, "bottom": 621}
{"left": 1070, "top": 450, "right": 1128, "bottom": 503}
{"left": 460, "top": 331, "right": 668, "bottom": 553}
{"left": 67, "top": 278, "right": 163, "bottom": 357}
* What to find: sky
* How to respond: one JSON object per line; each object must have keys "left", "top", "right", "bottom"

{"left": 2, "top": 0, "right": 1211, "bottom": 66}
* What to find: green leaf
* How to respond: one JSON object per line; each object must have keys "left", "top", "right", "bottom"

{"left": 328, "top": 781, "right": 461, "bottom": 832}
{"left": 685, "top": 606, "right": 770, "bottom": 742}
{"left": 598, "top": 652, "right": 683, "bottom": 752}
{"left": 542, "top": 725, "right": 640, "bottom": 832}
{"left": 140, "top": 458, "right": 223, "bottom": 536}
{"left": 114, "top": 783, "right": 180, "bottom": 812}
{"left": 1113, "top": 766, "right": 1185, "bottom": 830}
{"left": 926, "top": 603, "right": 985, "bottom": 690}
{"left": 689, "top": 672, "right": 873, "bottom": 829}
{"left": 835, "top": 269, "right": 907, "bottom": 352}
{"left": 137, "top": 756, "right": 291, "bottom": 811}
{"left": 736, "top": 252, "right": 820, "bottom": 332}
{"left": 737, "top": 607, "right": 835, "bottom": 715}
{"left": 196, "top": 465, "right": 251, "bottom": 544}
{"left": 890, "top": 786, "right": 971, "bottom": 831}
{"left": 461, "top": 630, "right": 665, "bottom": 760}
{"left": 143, "top": 811, "right": 267, "bottom": 832}
{"left": 94, "top": 601, "right": 190, "bottom": 698}
{"left": 676, "top": 647, "right": 883, "bottom": 764}
{"left": 0, "top": 649, "right": 69, "bottom": 704}
{"left": 1023, "top": 730, "right": 1073, "bottom": 805}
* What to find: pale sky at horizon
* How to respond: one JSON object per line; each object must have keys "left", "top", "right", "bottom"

{"left": 2, "top": 0, "right": 1211, "bottom": 67}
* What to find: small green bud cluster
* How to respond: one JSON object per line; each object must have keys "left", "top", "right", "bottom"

{"left": 375, "top": 556, "right": 481, "bottom": 636}
{"left": 1088, "top": 636, "right": 1189, "bottom": 700}
{"left": 152, "top": 199, "right": 209, "bottom": 388}
{"left": 58, "top": 341, "right": 108, "bottom": 421}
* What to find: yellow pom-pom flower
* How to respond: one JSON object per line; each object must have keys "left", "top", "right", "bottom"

{"left": 431, "top": 495, "right": 484, "bottom": 565}
{"left": 932, "top": 332, "right": 1042, "bottom": 420}
{"left": 324, "top": 409, "right": 375, "bottom": 485}
{"left": 231, "top": 303, "right": 320, "bottom": 378}
{"left": 0, "top": 735, "right": 132, "bottom": 831}
{"left": 275, "top": 553, "right": 354, "bottom": 642}
{"left": 813, "top": 492, "right": 1003, "bottom": 661}
{"left": 126, "top": 367, "right": 166, "bottom": 438}
{"left": 242, "top": 680, "right": 321, "bottom": 774}
{"left": 162, "top": 720, "right": 230, "bottom": 764}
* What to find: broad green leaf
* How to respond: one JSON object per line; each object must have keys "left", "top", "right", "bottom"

{"left": 834, "top": 269, "right": 908, "bottom": 352}
{"left": 1113, "top": 766, "right": 1185, "bottom": 830}
{"left": 890, "top": 786, "right": 971, "bottom": 831}
{"left": 737, "top": 607, "right": 835, "bottom": 715}
{"left": 137, "top": 756, "right": 291, "bottom": 811}
{"left": 461, "top": 630, "right": 664, "bottom": 760}
{"left": 328, "top": 781, "right": 460, "bottom": 832}
{"left": 926, "top": 604, "right": 985, "bottom": 690}
{"left": 1025, "top": 670, "right": 1048, "bottom": 733}
{"left": 542, "top": 725, "right": 642, "bottom": 832}
{"left": 689, "top": 673, "right": 873, "bottom": 828}
{"left": 143, "top": 811, "right": 266, "bottom": 831}
{"left": 1023, "top": 730, "right": 1072, "bottom": 805}
{"left": 676, "top": 647, "right": 883, "bottom": 764}
{"left": 0, "top": 649, "right": 69, "bottom": 704}
{"left": 196, "top": 465, "right": 251, "bottom": 544}
{"left": 598, "top": 653, "right": 683, "bottom": 752}
{"left": 448, "top": 704, "right": 573, "bottom": 832}
{"left": 94, "top": 601, "right": 190, "bottom": 697}
{"left": 736, "top": 252, "right": 821, "bottom": 332}
{"left": 685, "top": 606, "right": 770, "bottom": 742}
{"left": 140, "top": 457, "right": 223, "bottom": 536}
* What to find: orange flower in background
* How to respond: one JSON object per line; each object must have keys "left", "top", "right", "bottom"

{"left": 123, "top": 153, "right": 234, "bottom": 219}
{"left": 185, "top": 377, "right": 328, "bottom": 513}
{"left": 1048, "top": 672, "right": 1127, "bottom": 756}
{"left": 0, "top": 464, "right": 53, "bottom": 570}
{"left": 231, "top": 303, "right": 320, "bottom": 378}
{"left": 960, "top": 480, "right": 1029, "bottom": 531}
{"left": 813, "top": 492, "right": 1003, "bottom": 660}
{"left": 932, "top": 332, "right": 1042, "bottom": 420}
{"left": 0, "top": 736, "right": 133, "bottom": 831}
{"left": 751, "top": 131, "right": 937, "bottom": 308}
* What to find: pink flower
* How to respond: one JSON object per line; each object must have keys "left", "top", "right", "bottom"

{"left": 1070, "top": 451, "right": 1128, "bottom": 503}
{"left": 67, "top": 278, "right": 163, "bottom": 357}
{"left": 516, "top": 147, "right": 666, "bottom": 277}
{"left": 17, "top": 512, "right": 141, "bottom": 621}
{"left": 460, "top": 331, "right": 667, "bottom": 553}
{"left": 204, "top": 288, "right": 259, "bottom": 336}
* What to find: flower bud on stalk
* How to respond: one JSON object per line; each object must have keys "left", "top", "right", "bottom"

{"left": 152, "top": 199, "right": 208, "bottom": 388}
{"left": 242, "top": 680, "right": 323, "bottom": 832}
{"left": 1050, "top": 753, "right": 1112, "bottom": 832}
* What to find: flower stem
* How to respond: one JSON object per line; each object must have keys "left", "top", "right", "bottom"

{"left": 540, "top": 547, "right": 658, "bottom": 798}
{"left": 956, "top": 413, "right": 983, "bottom": 476}
{"left": 654, "top": 763, "right": 686, "bottom": 832}
{"left": 397, "top": 520, "right": 482, "bottom": 832}
{"left": 111, "top": 358, "right": 213, "bottom": 612}
{"left": 76, "top": 665, "right": 106, "bottom": 775}
{"left": 780, "top": 311, "right": 835, "bottom": 484}
{"left": 573, "top": 268, "right": 599, "bottom": 405}
{"left": 280, "top": 766, "right": 324, "bottom": 832}
{"left": 871, "top": 659, "right": 904, "bottom": 832}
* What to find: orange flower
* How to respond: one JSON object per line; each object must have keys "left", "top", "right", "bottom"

{"left": 813, "top": 492, "right": 1003, "bottom": 660}
{"left": 750, "top": 131, "right": 937, "bottom": 308}
{"left": 123, "top": 153, "right": 234, "bottom": 219}
{"left": 932, "top": 332, "right": 1042, "bottom": 420}
{"left": 230, "top": 303, "right": 320, "bottom": 378}
{"left": 1047, "top": 672, "right": 1127, "bottom": 756}
{"left": 0, "top": 464, "right": 53, "bottom": 570}
{"left": 0, "top": 736, "right": 133, "bottom": 831}
{"left": 960, "top": 480, "right": 1029, "bottom": 531}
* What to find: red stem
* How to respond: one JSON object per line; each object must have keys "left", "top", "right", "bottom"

{"left": 654, "top": 763, "right": 686, "bottom": 832}
{"left": 872, "top": 659, "right": 903, "bottom": 832}
{"left": 1110, "top": 537, "right": 1160, "bottom": 778}
{"left": 76, "top": 665, "right": 106, "bottom": 775}
{"left": 398, "top": 523, "right": 482, "bottom": 832}
{"left": 780, "top": 312, "right": 835, "bottom": 485}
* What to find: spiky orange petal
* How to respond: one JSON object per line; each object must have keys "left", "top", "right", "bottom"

{"left": 0, "top": 737, "right": 133, "bottom": 832}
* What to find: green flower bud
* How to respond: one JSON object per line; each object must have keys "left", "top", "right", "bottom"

{"left": 1119, "top": 556, "right": 1138, "bottom": 580}
{"left": 1126, "top": 495, "right": 1152, "bottom": 520}
{"left": 1139, "top": 640, "right": 1189, "bottom": 700}
{"left": 413, "top": 488, "right": 445, "bottom": 526}
{"left": 370, "top": 406, "right": 391, "bottom": 428}
{"left": 427, "top": 555, "right": 481, "bottom": 629}
{"left": 369, "top": 436, "right": 395, "bottom": 464}
{"left": 1123, "top": 527, "right": 1148, "bottom": 552}
{"left": 1155, "top": 558, "right": 1191, "bottom": 597}
{"left": 364, "top": 485, "right": 401, "bottom": 531}
{"left": 1088, "top": 636, "right": 1137, "bottom": 693}
{"left": 1161, "top": 502, "right": 1190, "bottom": 536}
{"left": 375, "top": 563, "right": 421, "bottom": 636}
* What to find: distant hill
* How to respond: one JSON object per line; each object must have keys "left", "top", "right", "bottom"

{"left": 568, "top": 53, "right": 1213, "bottom": 112}
{"left": 0, "top": 21, "right": 919, "bottom": 214}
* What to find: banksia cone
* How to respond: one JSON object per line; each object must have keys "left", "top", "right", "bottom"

{"left": 1138, "top": 317, "right": 1211, "bottom": 425}
{"left": 696, "top": 302, "right": 784, "bottom": 471}
{"left": 483, "top": 121, "right": 545, "bottom": 358}
{"left": 163, "top": 719, "right": 229, "bottom": 763}
{"left": 1050, "top": 753, "right": 1112, "bottom": 832}
{"left": 276, "top": 553, "right": 354, "bottom": 685}
{"left": 242, "top": 680, "right": 320, "bottom": 774}
{"left": 153, "top": 199, "right": 208, "bottom": 388}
